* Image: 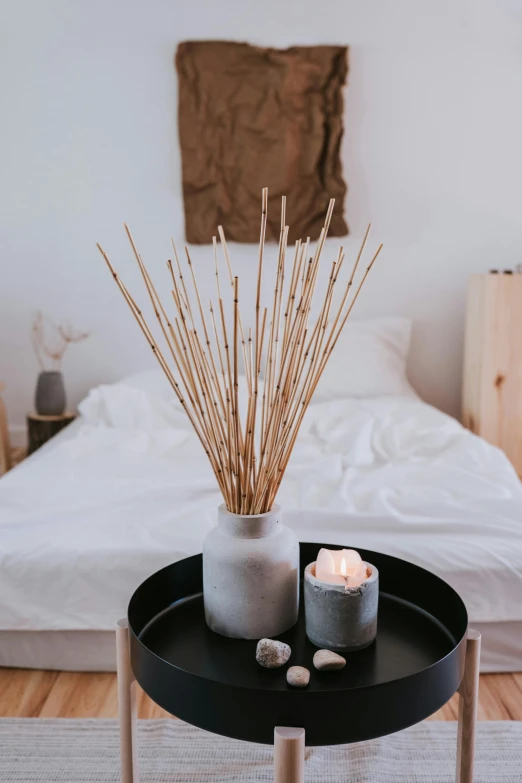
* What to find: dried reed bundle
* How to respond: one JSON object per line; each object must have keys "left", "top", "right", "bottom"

{"left": 97, "top": 191, "right": 382, "bottom": 514}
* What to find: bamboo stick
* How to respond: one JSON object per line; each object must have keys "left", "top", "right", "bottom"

{"left": 233, "top": 277, "right": 241, "bottom": 511}
{"left": 97, "top": 244, "right": 228, "bottom": 495}
{"left": 184, "top": 247, "right": 227, "bottom": 420}
{"left": 265, "top": 245, "right": 383, "bottom": 509}
{"left": 218, "top": 225, "right": 251, "bottom": 395}
{"left": 99, "top": 198, "right": 381, "bottom": 514}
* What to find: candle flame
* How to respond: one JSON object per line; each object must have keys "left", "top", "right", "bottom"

{"left": 340, "top": 557, "right": 347, "bottom": 576}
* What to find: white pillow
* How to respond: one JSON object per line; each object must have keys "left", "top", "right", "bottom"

{"left": 81, "top": 368, "right": 265, "bottom": 429}
{"left": 117, "top": 368, "right": 174, "bottom": 401}
{"left": 312, "top": 317, "right": 415, "bottom": 401}
{"left": 90, "top": 317, "right": 413, "bottom": 427}
{"left": 78, "top": 383, "right": 187, "bottom": 430}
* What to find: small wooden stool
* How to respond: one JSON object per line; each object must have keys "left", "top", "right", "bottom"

{"left": 27, "top": 412, "right": 76, "bottom": 455}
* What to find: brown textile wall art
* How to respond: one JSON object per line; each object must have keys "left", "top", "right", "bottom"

{"left": 176, "top": 41, "right": 349, "bottom": 244}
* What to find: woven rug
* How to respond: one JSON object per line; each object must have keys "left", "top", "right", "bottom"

{"left": 0, "top": 718, "right": 520, "bottom": 782}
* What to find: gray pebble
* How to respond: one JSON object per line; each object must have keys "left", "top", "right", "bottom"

{"left": 256, "top": 638, "right": 291, "bottom": 669}
{"left": 313, "top": 649, "right": 347, "bottom": 671}
{"left": 287, "top": 666, "right": 310, "bottom": 688}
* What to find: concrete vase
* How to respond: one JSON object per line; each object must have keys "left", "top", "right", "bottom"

{"left": 203, "top": 503, "right": 299, "bottom": 639}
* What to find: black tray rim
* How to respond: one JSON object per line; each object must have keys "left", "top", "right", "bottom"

{"left": 128, "top": 545, "right": 468, "bottom": 693}
{"left": 128, "top": 543, "right": 468, "bottom": 744}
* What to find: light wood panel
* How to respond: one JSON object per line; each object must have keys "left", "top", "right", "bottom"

{"left": 0, "top": 668, "right": 520, "bottom": 721}
{"left": 462, "top": 273, "right": 522, "bottom": 474}
{"left": 0, "top": 384, "right": 12, "bottom": 475}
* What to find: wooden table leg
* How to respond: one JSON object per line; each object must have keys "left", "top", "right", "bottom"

{"left": 116, "top": 619, "right": 139, "bottom": 783}
{"left": 274, "top": 727, "right": 305, "bottom": 783}
{"left": 456, "top": 629, "right": 481, "bottom": 783}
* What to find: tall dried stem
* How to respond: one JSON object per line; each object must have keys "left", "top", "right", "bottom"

{"left": 98, "top": 193, "right": 381, "bottom": 513}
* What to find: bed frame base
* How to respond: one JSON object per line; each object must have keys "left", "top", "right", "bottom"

{"left": 116, "top": 620, "right": 480, "bottom": 783}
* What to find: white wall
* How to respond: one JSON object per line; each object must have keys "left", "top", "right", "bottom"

{"left": 2, "top": 0, "right": 522, "bottom": 438}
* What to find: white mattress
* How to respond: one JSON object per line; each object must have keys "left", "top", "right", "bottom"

{"left": 0, "top": 380, "right": 521, "bottom": 670}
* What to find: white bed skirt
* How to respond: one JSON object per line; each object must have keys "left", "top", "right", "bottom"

{"left": 0, "top": 622, "right": 520, "bottom": 674}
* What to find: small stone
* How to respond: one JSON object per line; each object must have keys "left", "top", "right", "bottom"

{"left": 313, "top": 649, "right": 346, "bottom": 671}
{"left": 287, "top": 666, "right": 310, "bottom": 688}
{"left": 256, "top": 638, "right": 291, "bottom": 669}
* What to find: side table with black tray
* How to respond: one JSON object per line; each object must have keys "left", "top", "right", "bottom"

{"left": 117, "top": 543, "right": 480, "bottom": 783}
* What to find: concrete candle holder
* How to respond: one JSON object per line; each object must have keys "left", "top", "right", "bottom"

{"left": 304, "top": 561, "right": 379, "bottom": 651}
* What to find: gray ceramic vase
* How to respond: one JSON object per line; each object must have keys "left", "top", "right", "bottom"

{"left": 35, "top": 371, "right": 66, "bottom": 416}
{"left": 203, "top": 503, "right": 299, "bottom": 639}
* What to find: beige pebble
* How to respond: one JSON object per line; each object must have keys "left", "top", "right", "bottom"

{"left": 313, "top": 649, "right": 347, "bottom": 671}
{"left": 256, "top": 638, "right": 291, "bottom": 669}
{"left": 287, "top": 666, "right": 310, "bottom": 688}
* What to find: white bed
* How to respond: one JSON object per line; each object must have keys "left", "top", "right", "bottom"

{"left": 1, "top": 319, "right": 521, "bottom": 672}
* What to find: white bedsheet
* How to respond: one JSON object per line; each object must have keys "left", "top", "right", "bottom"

{"left": 0, "top": 387, "right": 521, "bottom": 633}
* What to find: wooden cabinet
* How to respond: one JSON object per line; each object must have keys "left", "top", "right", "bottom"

{"left": 462, "top": 274, "right": 522, "bottom": 475}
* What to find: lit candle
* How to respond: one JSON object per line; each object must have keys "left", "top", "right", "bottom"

{"left": 315, "top": 548, "right": 369, "bottom": 588}
{"left": 304, "top": 548, "right": 379, "bottom": 651}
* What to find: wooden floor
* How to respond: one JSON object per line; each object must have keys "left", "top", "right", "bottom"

{"left": 0, "top": 669, "right": 521, "bottom": 720}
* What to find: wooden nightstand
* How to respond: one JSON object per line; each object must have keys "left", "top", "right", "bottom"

{"left": 462, "top": 273, "right": 522, "bottom": 475}
{"left": 26, "top": 412, "right": 76, "bottom": 455}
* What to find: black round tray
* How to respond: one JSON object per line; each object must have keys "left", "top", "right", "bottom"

{"left": 128, "top": 542, "right": 467, "bottom": 746}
